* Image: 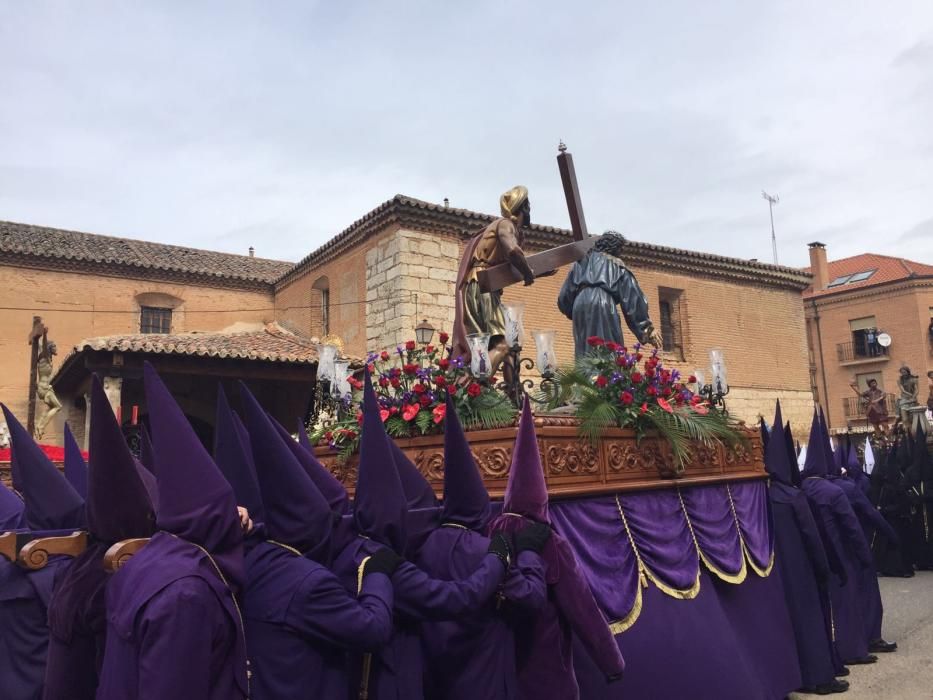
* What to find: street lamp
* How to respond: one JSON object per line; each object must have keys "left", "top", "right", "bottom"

{"left": 415, "top": 318, "right": 435, "bottom": 346}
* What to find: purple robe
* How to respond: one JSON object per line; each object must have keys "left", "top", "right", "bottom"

{"left": 96, "top": 532, "right": 248, "bottom": 700}
{"left": 332, "top": 534, "right": 507, "bottom": 700}
{"left": 417, "top": 526, "right": 547, "bottom": 700}
{"left": 243, "top": 541, "right": 394, "bottom": 699}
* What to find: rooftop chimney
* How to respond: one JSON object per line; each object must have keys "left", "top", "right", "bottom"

{"left": 443, "top": 197, "right": 450, "bottom": 209}
{"left": 248, "top": 246, "right": 255, "bottom": 258}
{"left": 808, "top": 242, "right": 829, "bottom": 290}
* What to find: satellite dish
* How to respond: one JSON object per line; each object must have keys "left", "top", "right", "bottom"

{"left": 877, "top": 332, "right": 892, "bottom": 347}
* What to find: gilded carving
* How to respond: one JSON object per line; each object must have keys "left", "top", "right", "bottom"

{"left": 474, "top": 446, "right": 512, "bottom": 478}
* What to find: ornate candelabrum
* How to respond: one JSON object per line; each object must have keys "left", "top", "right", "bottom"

{"left": 694, "top": 348, "right": 730, "bottom": 413}
{"left": 492, "top": 304, "right": 559, "bottom": 408}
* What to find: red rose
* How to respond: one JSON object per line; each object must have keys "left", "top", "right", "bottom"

{"left": 356, "top": 411, "right": 363, "bottom": 425}
{"left": 645, "top": 368, "right": 655, "bottom": 379}
{"left": 402, "top": 403, "right": 420, "bottom": 421}
{"left": 380, "top": 350, "right": 390, "bottom": 361}
{"left": 635, "top": 353, "right": 643, "bottom": 361}
{"left": 425, "top": 345, "right": 435, "bottom": 354}
{"left": 620, "top": 346, "right": 628, "bottom": 354}
{"left": 405, "top": 340, "right": 417, "bottom": 351}
{"left": 413, "top": 383, "right": 427, "bottom": 394}
{"left": 391, "top": 367, "right": 402, "bottom": 378}
{"left": 647, "top": 386, "right": 658, "bottom": 397}
{"left": 324, "top": 431, "right": 333, "bottom": 441}
{"left": 615, "top": 356, "right": 626, "bottom": 366}
{"left": 389, "top": 406, "right": 399, "bottom": 415}
{"left": 467, "top": 383, "right": 482, "bottom": 398}
{"left": 595, "top": 375, "right": 608, "bottom": 388}
{"left": 631, "top": 372, "right": 643, "bottom": 384}
{"left": 367, "top": 363, "right": 375, "bottom": 373}
{"left": 657, "top": 398, "right": 674, "bottom": 414}
{"left": 605, "top": 341, "right": 619, "bottom": 351}
{"left": 620, "top": 391, "right": 634, "bottom": 405}
{"left": 380, "top": 409, "right": 390, "bottom": 423}
{"left": 403, "top": 363, "right": 418, "bottom": 375}
{"left": 688, "top": 375, "right": 698, "bottom": 384}
{"left": 439, "top": 332, "right": 450, "bottom": 344}
{"left": 640, "top": 402, "right": 648, "bottom": 414}
{"left": 587, "top": 336, "right": 605, "bottom": 347}
{"left": 378, "top": 376, "right": 389, "bottom": 388}
{"left": 660, "top": 370, "right": 671, "bottom": 383}
{"left": 662, "top": 386, "right": 672, "bottom": 397}
{"left": 434, "top": 375, "right": 447, "bottom": 387}
{"left": 420, "top": 394, "right": 432, "bottom": 406}
{"left": 390, "top": 378, "right": 401, "bottom": 389}
{"left": 690, "top": 395, "right": 702, "bottom": 406}
{"left": 348, "top": 377, "right": 363, "bottom": 390}
{"left": 438, "top": 358, "right": 450, "bottom": 370}
{"left": 432, "top": 403, "right": 447, "bottom": 424}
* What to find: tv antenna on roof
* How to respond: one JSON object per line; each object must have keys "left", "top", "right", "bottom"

{"left": 762, "top": 191, "right": 780, "bottom": 265}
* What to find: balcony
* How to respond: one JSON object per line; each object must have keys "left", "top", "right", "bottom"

{"left": 842, "top": 393, "right": 895, "bottom": 420}
{"left": 836, "top": 340, "right": 889, "bottom": 365}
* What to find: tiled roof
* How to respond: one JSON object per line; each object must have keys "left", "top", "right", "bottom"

{"left": 0, "top": 220, "right": 295, "bottom": 288}
{"left": 803, "top": 252, "right": 933, "bottom": 298}
{"left": 69, "top": 323, "right": 318, "bottom": 364}
{"left": 276, "top": 194, "right": 812, "bottom": 291}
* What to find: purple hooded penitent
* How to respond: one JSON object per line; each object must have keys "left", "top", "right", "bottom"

{"left": 2, "top": 404, "right": 85, "bottom": 531}
{"left": 296, "top": 417, "right": 313, "bottom": 453}
{"left": 332, "top": 371, "right": 509, "bottom": 700}
{"left": 783, "top": 421, "right": 801, "bottom": 487}
{"left": 63, "top": 422, "right": 88, "bottom": 501}
{"left": 96, "top": 363, "right": 248, "bottom": 700}
{"left": 389, "top": 438, "right": 439, "bottom": 509}
{"left": 417, "top": 394, "right": 546, "bottom": 700}
{"left": 0, "top": 478, "right": 24, "bottom": 530}
{"left": 240, "top": 383, "right": 334, "bottom": 563}
{"left": 765, "top": 402, "right": 837, "bottom": 689}
{"left": 272, "top": 413, "right": 351, "bottom": 516}
{"left": 214, "top": 385, "right": 264, "bottom": 524}
{"left": 489, "top": 401, "right": 625, "bottom": 699}
{"left": 45, "top": 375, "right": 156, "bottom": 700}
{"left": 238, "top": 394, "right": 395, "bottom": 699}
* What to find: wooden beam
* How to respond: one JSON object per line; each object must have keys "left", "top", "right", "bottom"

{"left": 477, "top": 237, "right": 596, "bottom": 293}
{"left": 557, "top": 146, "right": 588, "bottom": 241}
{"left": 18, "top": 531, "right": 87, "bottom": 570}
{"left": 0, "top": 531, "right": 16, "bottom": 563}
{"left": 103, "top": 537, "right": 150, "bottom": 573}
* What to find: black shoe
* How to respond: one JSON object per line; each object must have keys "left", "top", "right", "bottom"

{"left": 815, "top": 679, "right": 850, "bottom": 695}
{"left": 835, "top": 667, "right": 850, "bottom": 677}
{"left": 844, "top": 654, "right": 877, "bottom": 665}
{"left": 869, "top": 639, "right": 897, "bottom": 653}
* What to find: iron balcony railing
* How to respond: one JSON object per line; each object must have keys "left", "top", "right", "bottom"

{"left": 836, "top": 340, "right": 888, "bottom": 363}
{"left": 842, "top": 393, "right": 896, "bottom": 419}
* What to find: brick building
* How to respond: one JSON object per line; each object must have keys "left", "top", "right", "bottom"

{"left": 803, "top": 243, "right": 933, "bottom": 432}
{"left": 1, "top": 195, "right": 815, "bottom": 447}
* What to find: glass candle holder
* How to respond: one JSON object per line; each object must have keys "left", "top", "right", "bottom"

{"left": 533, "top": 330, "right": 557, "bottom": 374}
{"left": 709, "top": 348, "right": 728, "bottom": 393}
{"left": 317, "top": 343, "right": 338, "bottom": 382}
{"left": 467, "top": 333, "right": 491, "bottom": 378}
{"left": 501, "top": 301, "right": 526, "bottom": 347}
{"left": 693, "top": 369, "right": 706, "bottom": 389}
{"left": 334, "top": 359, "right": 351, "bottom": 396}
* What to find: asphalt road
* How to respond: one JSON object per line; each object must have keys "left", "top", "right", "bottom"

{"left": 791, "top": 571, "right": 933, "bottom": 699}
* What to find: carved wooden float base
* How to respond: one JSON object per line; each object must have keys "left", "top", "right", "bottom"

{"left": 315, "top": 415, "right": 766, "bottom": 500}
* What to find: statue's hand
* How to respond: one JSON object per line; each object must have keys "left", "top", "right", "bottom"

{"left": 647, "top": 329, "right": 664, "bottom": 349}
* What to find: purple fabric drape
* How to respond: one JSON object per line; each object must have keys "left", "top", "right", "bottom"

{"left": 729, "top": 481, "right": 775, "bottom": 573}
{"left": 680, "top": 485, "right": 746, "bottom": 579}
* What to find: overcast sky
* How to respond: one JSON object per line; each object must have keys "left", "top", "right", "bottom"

{"left": 2, "top": 2, "right": 932, "bottom": 268}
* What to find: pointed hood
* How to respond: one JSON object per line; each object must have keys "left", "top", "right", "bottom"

{"left": 390, "top": 439, "right": 439, "bottom": 509}
{"left": 143, "top": 363, "right": 243, "bottom": 586}
{"left": 864, "top": 438, "right": 876, "bottom": 475}
{"left": 2, "top": 404, "right": 85, "bottom": 531}
{"left": 296, "top": 418, "right": 313, "bottom": 453}
{"left": 354, "top": 369, "right": 407, "bottom": 553}
{"left": 213, "top": 385, "right": 264, "bottom": 523}
{"left": 441, "top": 392, "right": 490, "bottom": 529}
{"left": 796, "top": 444, "right": 807, "bottom": 472}
{"left": 0, "top": 480, "right": 25, "bottom": 530}
{"left": 759, "top": 418, "right": 770, "bottom": 451}
{"left": 818, "top": 408, "right": 839, "bottom": 477}
{"left": 270, "top": 413, "right": 351, "bottom": 515}
{"left": 801, "top": 410, "right": 828, "bottom": 478}
{"left": 86, "top": 375, "right": 155, "bottom": 542}
{"left": 782, "top": 421, "right": 801, "bottom": 486}
{"left": 910, "top": 428, "right": 932, "bottom": 481}
{"left": 502, "top": 400, "right": 549, "bottom": 522}
{"left": 764, "top": 401, "right": 793, "bottom": 485}
{"left": 240, "top": 383, "right": 334, "bottom": 561}
{"left": 63, "top": 423, "right": 88, "bottom": 500}
{"left": 832, "top": 440, "right": 847, "bottom": 475}
{"left": 845, "top": 441, "right": 862, "bottom": 473}
{"left": 138, "top": 424, "right": 155, "bottom": 475}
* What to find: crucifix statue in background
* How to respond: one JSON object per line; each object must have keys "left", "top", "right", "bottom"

{"left": 27, "top": 317, "right": 62, "bottom": 440}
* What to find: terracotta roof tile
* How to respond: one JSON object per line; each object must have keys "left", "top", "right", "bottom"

{"left": 803, "top": 252, "right": 933, "bottom": 298}
{"left": 0, "top": 220, "right": 295, "bottom": 286}
{"left": 69, "top": 323, "right": 318, "bottom": 365}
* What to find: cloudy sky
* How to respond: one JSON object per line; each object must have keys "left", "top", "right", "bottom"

{"left": 2, "top": 2, "right": 932, "bottom": 268}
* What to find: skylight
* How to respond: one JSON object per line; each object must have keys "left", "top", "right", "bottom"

{"left": 826, "top": 269, "right": 876, "bottom": 288}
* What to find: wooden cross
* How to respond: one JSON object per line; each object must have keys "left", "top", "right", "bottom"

{"left": 26, "top": 316, "right": 47, "bottom": 437}
{"left": 477, "top": 143, "right": 596, "bottom": 293}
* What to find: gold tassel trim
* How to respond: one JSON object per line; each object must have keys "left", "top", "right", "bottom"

{"left": 725, "top": 484, "right": 774, "bottom": 578}
{"left": 356, "top": 556, "right": 374, "bottom": 700}
{"left": 678, "top": 488, "right": 747, "bottom": 585}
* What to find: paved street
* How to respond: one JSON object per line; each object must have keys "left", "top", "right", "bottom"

{"left": 791, "top": 571, "right": 933, "bottom": 699}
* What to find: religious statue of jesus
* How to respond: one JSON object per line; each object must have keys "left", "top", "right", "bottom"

{"left": 452, "top": 185, "right": 537, "bottom": 378}
{"left": 35, "top": 337, "right": 62, "bottom": 440}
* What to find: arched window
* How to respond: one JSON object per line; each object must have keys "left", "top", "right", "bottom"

{"left": 312, "top": 276, "right": 330, "bottom": 336}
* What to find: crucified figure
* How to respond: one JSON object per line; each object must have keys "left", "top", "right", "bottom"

{"left": 35, "top": 336, "right": 62, "bottom": 440}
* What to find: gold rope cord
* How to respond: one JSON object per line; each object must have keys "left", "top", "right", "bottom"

{"left": 725, "top": 484, "right": 774, "bottom": 577}
{"left": 168, "top": 534, "right": 250, "bottom": 697}
{"left": 267, "top": 540, "right": 302, "bottom": 557}
{"left": 356, "top": 556, "right": 373, "bottom": 700}
{"left": 677, "top": 488, "right": 747, "bottom": 585}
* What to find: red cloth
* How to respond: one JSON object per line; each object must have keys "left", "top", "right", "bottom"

{"left": 0, "top": 445, "right": 87, "bottom": 463}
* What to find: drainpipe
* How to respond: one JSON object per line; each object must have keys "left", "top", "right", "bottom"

{"left": 810, "top": 298, "right": 831, "bottom": 430}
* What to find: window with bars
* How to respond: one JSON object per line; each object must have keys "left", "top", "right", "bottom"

{"left": 657, "top": 288, "right": 685, "bottom": 360}
{"left": 140, "top": 306, "right": 172, "bottom": 334}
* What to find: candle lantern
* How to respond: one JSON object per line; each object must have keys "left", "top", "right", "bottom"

{"left": 501, "top": 302, "right": 526, "bottom": 347}
{"left": 693, "top": 369, "right": 706, "bottom": 389}
{"left": 709, "top": 348, "right": 728, "bottom": 394}
{"left": 334, "top": 359, "right": 351, "bottom": 397}
{"left": 533, "top": 330, "right": 558, "bottom": 375}
{"left": 317, "top": 343, "right": 338, "bottom": 382}
{"left": 467, "top": 333, "right": 492, "bottom": 378}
